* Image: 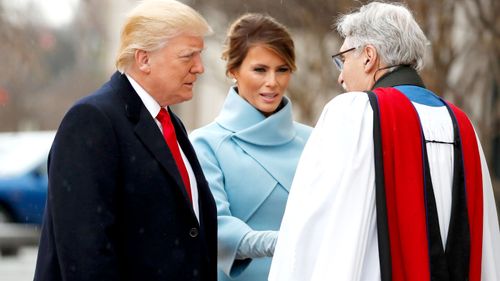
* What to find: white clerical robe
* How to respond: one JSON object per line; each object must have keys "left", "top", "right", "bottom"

{"left": 269, "top": 92, "right": 500, "bottom": 281}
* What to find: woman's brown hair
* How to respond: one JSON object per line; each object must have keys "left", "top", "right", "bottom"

{"left": 222, "top": 13, "right": 296, "bottom": 76}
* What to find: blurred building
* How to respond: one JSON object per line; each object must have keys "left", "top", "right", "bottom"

{"left": 1, "top": 0, "right": 498, "bottom": 208}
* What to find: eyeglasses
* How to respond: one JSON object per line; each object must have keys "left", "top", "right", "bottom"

{"left": 331, "top": 47, "right": 357, "bottom": 71}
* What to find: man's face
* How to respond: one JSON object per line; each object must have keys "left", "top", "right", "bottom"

{"left": 336, "top": 41, "right": 371, "bottom": 92}
{"left": 146, "top": 34, "right": 205, "bottom": 106}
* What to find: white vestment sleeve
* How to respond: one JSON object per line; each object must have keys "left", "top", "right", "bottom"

{"left": 269, "top": 92, "right": 380, "bottom": 281}
{"left": 476, "top": 135, "right": 500, "bottom": 281}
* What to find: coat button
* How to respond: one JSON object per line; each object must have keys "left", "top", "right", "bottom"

{"left": 189, "top": 227, "right": 198, "bottom": 238}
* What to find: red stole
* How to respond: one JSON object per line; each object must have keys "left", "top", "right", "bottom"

{"left": 371, "top": 87, "right": 483, "bottom": 281}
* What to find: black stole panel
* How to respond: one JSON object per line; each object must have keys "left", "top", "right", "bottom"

{"left": 367, "top": 91, "right": 392, "bottom": 281}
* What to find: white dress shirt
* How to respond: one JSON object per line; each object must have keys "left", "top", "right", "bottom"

{"left": 126, "top": 74, "right": 199, "bottom": 221}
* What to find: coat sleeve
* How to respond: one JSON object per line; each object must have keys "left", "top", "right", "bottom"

{"left": 190, "top": 132, "right": 253, "bottom": 278}
{"left": 47, "top": 103, "right": 121, "bottom": 280}
{"left": 269, "top": 92, "right": 380, "bottom": 281}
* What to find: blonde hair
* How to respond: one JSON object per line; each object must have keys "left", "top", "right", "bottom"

{"left": 115, "top": 0, "right": 213, "bottom": 73}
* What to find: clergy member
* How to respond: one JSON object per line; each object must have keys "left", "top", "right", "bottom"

{"left": 269, "top": 2, "right": 500, "bottom": 281}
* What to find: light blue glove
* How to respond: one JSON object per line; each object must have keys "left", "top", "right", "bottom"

{"left": 235, "top": 230, "right": 279, "bottom": 259}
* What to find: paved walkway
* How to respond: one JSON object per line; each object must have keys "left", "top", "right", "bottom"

{"left": 0, "top": 246, "right": 37, "bottom": 281}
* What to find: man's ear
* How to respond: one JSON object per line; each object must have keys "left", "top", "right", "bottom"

{"left": 135, "top": 49, "right": 151, "bottom": 73}
{"left": 363, "top": 45, "right": 378, "bottom": 72}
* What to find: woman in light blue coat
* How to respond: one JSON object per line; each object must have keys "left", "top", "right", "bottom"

{"left": 190, "top": 14, "right": 312, "bottom": 281}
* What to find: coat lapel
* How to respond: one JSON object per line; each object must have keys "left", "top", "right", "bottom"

{"left": 229, "top": 138, "right": 298, "bottom": 192}
{"left": 134, "top": 114, "right": 187, "bottom": 196}
{"left": 170, "top": 109, "right": 212, "bottom": 207}
{"left": 111, "top": 72, "right": 192, "bottom": 205}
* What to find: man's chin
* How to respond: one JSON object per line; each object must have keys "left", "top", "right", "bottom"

{"left": 181, "top": 92, "right": 194, "bottom": 102}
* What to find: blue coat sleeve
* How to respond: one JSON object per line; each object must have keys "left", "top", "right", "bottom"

{"left": 190, "top": 132, "right": 253, "bottom": 278}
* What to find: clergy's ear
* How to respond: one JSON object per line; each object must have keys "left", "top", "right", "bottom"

{"left": 135, "top": 49, "right": 151, "bottom": 73}
{"left": 363, "top": 45, "right": 378, "bottom": 72}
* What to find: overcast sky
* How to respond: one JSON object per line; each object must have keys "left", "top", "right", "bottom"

{"left": 1, "top": 0, "right": 79, "bottom": 28}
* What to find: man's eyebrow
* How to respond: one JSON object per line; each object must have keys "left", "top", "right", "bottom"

{"left": 177, "top": 48, "right": 203, "bottom": 56}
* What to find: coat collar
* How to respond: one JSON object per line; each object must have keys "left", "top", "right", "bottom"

{"left": 215, "top": 87, "right": 296, "bottom": 146}
{"left": 371, "top": 66, "right": 444, "bottom": 106}
{"left": 110, "top": 71, "right": 143, "bottom": 123}
{"left": 372, "top": 66, "right": 426, "bottom": 89}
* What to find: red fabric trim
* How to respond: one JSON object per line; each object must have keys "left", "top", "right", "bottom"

{"left": 374, "top": 88, "right": 430, "bottom": 281}
{"left": 448, "top": 103, "right": 483, "bottom": 281}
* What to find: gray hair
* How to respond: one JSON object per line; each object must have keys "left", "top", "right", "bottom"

{"left": 336, "top": 2, "right": 429, "bottom": 71}
{"left": 115, "top": 0, "right": 213, "bottom": 73}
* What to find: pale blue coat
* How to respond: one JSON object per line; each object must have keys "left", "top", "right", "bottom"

{"left": 190, "top": 87, "right": 312, "bottom": 281}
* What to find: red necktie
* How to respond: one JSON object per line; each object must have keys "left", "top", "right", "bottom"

{"left": 156, "top": 108, "right": 192, "bottom": 202}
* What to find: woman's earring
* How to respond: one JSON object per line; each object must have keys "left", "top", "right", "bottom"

{"left": 232, "top": 78, "right": 237, "bottom": 84}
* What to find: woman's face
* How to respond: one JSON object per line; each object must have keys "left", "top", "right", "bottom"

{"left": 231, "top": 44, "right": 292, "bottom": 116}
